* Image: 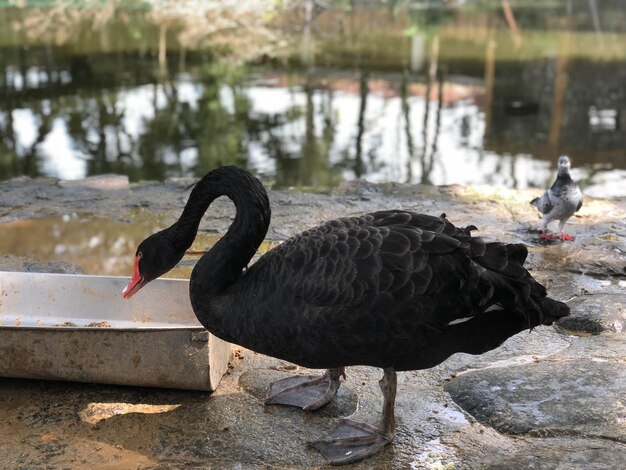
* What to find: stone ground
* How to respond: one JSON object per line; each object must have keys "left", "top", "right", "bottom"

{"left": 0, "top": 174, "right": 625, "bottom": 469}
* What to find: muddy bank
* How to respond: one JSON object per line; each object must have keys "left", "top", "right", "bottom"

{"left": 0, "top": 175, "right": 625, "bottom": 469}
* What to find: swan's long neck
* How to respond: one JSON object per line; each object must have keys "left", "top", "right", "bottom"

{"left": 174, "top": 166, "right": 271, "bottom": 298}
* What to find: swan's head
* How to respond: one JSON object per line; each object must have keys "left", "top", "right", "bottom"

{"left": 122, "top": 229, "right": 185, "bottom": 299}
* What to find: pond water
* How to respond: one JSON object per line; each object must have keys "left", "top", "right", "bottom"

{"left": 1, "top": 1, "right": 625, "bottom": 197}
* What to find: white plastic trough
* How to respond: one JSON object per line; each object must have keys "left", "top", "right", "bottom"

{"left": 0, "top": 271, "right": 231, "bottom": 391}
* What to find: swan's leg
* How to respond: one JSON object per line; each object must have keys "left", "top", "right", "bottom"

{"left": 379, "top": 367, "right": 397, "bottom": 436}
{"left": 309, "top": 368, "right": 397, "bottom": 465}
{"left": 265, "top": 367, "right": 344, "bottom": 411}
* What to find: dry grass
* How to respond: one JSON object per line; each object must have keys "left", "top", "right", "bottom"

{"left": 2, "top": 0, "right": 287, "bottom": 62}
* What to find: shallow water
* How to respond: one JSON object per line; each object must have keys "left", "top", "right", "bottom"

{"left": 1, "top": 2, "right": 625, "bottom": 196}
{"left": 0, "top": 214, "right": 160, "bottom": 276}
{"left": 0, "top": 213, "right": 280, "bottom": 277}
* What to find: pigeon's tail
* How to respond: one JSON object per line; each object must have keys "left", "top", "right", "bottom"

{"left": 530, "top": 193, "right": 552, "bottom": 215}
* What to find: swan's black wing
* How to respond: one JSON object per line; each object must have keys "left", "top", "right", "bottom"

{"left": 255, "top": 210, "right": 546, "bottom": 324}
{"left": 259, "top": 211, "right": 471, "bottom": 307}
{"left": 238, "top": 210, "right": 565, "bottom": 369}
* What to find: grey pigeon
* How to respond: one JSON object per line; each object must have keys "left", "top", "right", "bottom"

{"left": 531, "top": 156, "right": 583, "bottom": 240}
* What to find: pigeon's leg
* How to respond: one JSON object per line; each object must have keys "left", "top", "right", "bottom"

{"left": 265, "top": 367, "right": 345, "bottom": 410}
{"left": 538, "top": 217, "right": 559, "bottom": 239}
{"left": 540, "top": 231, "right": 560, "bottom": 240}
{"left": 309, "top": 368, "right": 397, "bottom": 465}
{"left": 557, "top": 219, "right": 575, "bottom": 241}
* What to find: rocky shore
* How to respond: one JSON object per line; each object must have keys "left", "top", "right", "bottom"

{"left": 0, "top": 174, "right": 624, "bottom": 469}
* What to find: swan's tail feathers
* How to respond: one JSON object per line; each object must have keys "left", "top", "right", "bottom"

{"left": 475, "top": 242, "right": 569, "bottom": 329}
{"left": 539, "top": 297, "right": 570, "bottom": 326}
{"left": 453, "top": 309, "right": 527, "bottom": 356}
{"left": 506, "top": 243, "right": 529, "bottom": 265}
{"left": 530, "top": 196, "right": 539, "bottom": 207}
{"left": 451, "top": 296, "right": 569, "bottom": 359}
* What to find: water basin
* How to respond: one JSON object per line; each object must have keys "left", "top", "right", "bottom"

{"left": 0, "top": 271, "right": 231, "bottom": 391}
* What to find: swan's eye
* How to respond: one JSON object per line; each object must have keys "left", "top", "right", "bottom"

{"left": 134, "top": 252, "right": 143, "bottom": 273}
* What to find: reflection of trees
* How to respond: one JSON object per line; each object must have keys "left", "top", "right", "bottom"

{"left": 0, "top": 37, "right": 351, "bottom": 186}
{"left": 401, "top": 72, "right": 415, "bottom": 183}
{"left": 66, "top": 89, "right": 137, "bottom": 178}
{"left": 337, "top": 70, "right": 383, "bottom": 181}
{"left": 192, "top": 68, "right": 250, "bottom": 175}
{"left": 1, "top": 36, "right": 340, "bottom": 185}
{"left": 255, "top": 74, "right": 340, "bottom": 189}
{"left": 422, "top": 69, "right": 444, "bottom": 185}
{"left": 22, "top": 101, "right": 55, "bottom": 178}
{"left": 0, "top": 96, "right": 18, "bottom": 180}
{"left": 418, "top": 37, "right": 443, "bottom": 186}
{"left": 1, "top": 36, "right": 456, "bottom": 190}
{"left": 0, "top": 50, "right": 270, "bottom": 181}
{"left": 71, "top": 66, "right": 255, "bottom": 181}
{"left": 300, "top": 77, "right": 339, "bottom": 188}
{"left": 0, "top": 94, "right": 55, "bottom": 180}
{"left": 1, "top": 38, "right": 454, "bottom": 188}
{"left": 401, "top": 41, "right": 445, "bottom": 186}
{"left": 354, "top": 71, "right": 369, "bottom": 179}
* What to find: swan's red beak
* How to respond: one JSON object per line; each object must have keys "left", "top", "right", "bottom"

{"left": 122, "top": 255, "right": 145, "bottom": 299}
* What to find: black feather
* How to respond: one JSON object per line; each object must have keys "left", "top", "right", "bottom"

{"left": 132, "top": 167, "right": 570, "bottom": 376}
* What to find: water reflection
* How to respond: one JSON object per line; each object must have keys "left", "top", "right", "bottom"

{"left": 0, "top": 214, "right": 281, "bottom": 277}
{"left": 0, "top": 214, "right": 159, "bottom": 276}
{"left": 0, "top": 2, "right": 625, "bottom": 197}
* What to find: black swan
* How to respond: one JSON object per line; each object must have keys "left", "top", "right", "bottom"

{"left": 531, "top": 155, "right": 583, "bottom": 241}
{"left": 123, "top": 166, "right": 569, "bottom": 465}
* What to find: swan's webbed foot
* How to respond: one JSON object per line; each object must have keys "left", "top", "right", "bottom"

{"left": 265, "top": 367, "right": 344, "bottom": 411}
{"left": 310, "top": 367, "right": 397, "bottom": 465}
{"left": 309, "top": 419, "right": 392, "bottom": 465}
{"left": 560, "top": 232, "right": 575, "bottom": 241}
